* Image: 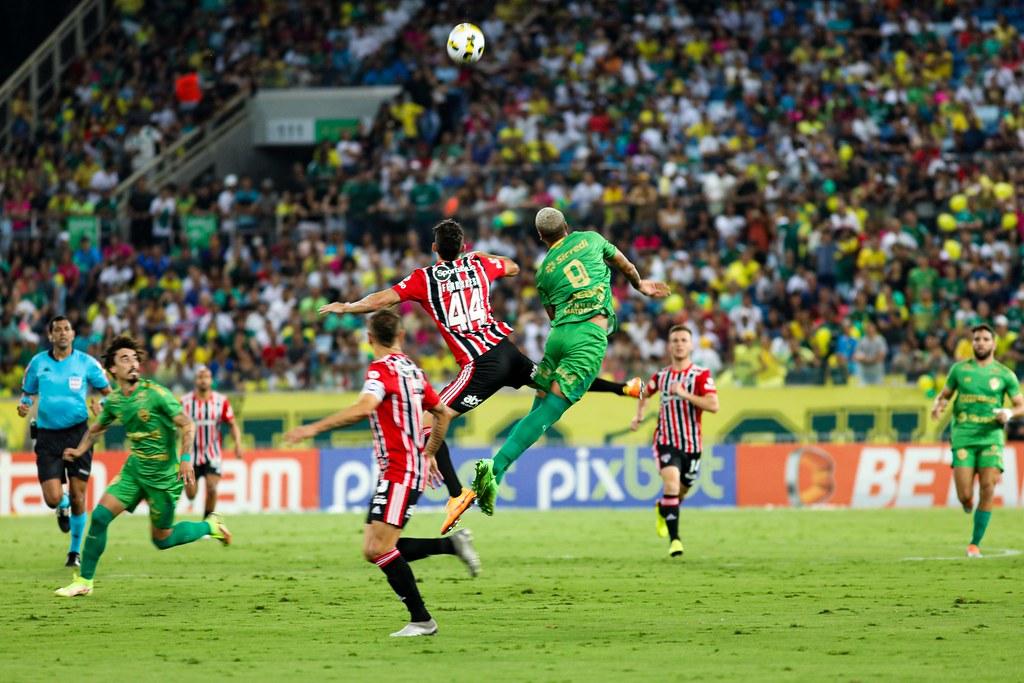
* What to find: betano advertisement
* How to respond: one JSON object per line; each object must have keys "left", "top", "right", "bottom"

{"left": 3, "top": 443, "right": 1024, "bottom": 515}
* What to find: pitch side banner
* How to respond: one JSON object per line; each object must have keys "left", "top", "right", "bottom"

{"left": 0, "top": 450, "right": 319, "bottom": 516}
{"left": 735, "top": 444, "right": 1024, "bottom": 508}
{"left": 0, "top": 446, "right": 738, "bottom": 515}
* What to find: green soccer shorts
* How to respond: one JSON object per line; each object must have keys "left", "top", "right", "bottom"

{"left": 533, "top": 321, "right": 608, "bottom": 403}
{"left": 106, "top": 465, "right": 184, "bottom": 529}
{"left": 951, "top": 444, "right": 1005, "bottom": 472}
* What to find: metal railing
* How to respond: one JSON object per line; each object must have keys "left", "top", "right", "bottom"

{"left": 111, "top": 92, "right": 250, "bottom": 231}
{"left": 0, "top": 0, "right": 112, "bottom": 150}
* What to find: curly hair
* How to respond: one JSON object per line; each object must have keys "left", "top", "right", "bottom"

{"left": 102, "top": 335, "right": 146, "bottom": 370}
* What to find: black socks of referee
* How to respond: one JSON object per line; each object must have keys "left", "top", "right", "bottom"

{"left": 374, "top": 549, "right": 431, "bottom": 622}
{"left": 435, "top": 440, "right": 463, "bottom": 498}
{"left": 660, "top": 495, "right": 680, "bottom": 541}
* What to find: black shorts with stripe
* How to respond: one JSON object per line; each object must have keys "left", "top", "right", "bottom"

{"left": 193, "top": 458, "right": 222, "bottom": 478}
{"left": 655, "top": 445, "right": 702, "bottom": 487}
{"left": 439, "top": 338, "right": 536, "bottom": 414}
{"left": 366, "top": 478, "right": 421, "bottom": 529}
{"left": 35, "top": 421, "right": 92, "bottom": 484}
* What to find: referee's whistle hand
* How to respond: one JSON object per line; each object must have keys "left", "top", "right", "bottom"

{"left": 16, "top": 403, "right": 29, "bottom": 417}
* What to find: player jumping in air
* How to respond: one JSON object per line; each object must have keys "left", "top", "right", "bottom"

{"left": 181, "top": 366, "right": 244, "bottom": 518}
{"left": 54, "top": 336, "right": 231, "bottom": 597}
{"left": 18, "top": 316, "right": 111, "bottom": 567}
{"left": 931, "top": 323, "right": 1024, "bottom": 558}
{"left": 285, "top": 310, "right": 480, "bottom": 637}
{"left": 631, "top": 325, "right": 719, "bottom": 557}
{"left": 472, "top": 207, "right": 670, "bottom": 514}
{"left": 320, "top": 219, "right": 644, "bottom": 533}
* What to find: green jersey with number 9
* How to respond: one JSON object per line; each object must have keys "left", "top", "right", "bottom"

{"left": 536, "top": 230, "right": 618, "bottom": 333}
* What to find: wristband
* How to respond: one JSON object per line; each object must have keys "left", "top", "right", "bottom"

{"left": 20, "top": 396, "right": 33, "bottom": 406}
{"left": 180, "top": 454, "right": 192, "bottom": 463}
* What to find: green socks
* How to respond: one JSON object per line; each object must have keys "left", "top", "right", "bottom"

{"left": 971, "top": 509, "right": 992, "bottom": 546}
{"left": 493, "top": 393, "right": 573, "bottom": 484}
{"left": 152, "top": 520, "right": 215, "bottom": 550}
{"left": 80, "top": 504, "right": 114, "bottom": 580}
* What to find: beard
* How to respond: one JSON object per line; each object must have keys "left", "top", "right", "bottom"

{"left": 974, "top": 348, "right": 993, "bottom": 361}
{"left": 125, "top": 373, "right": 140, "bottom": 385}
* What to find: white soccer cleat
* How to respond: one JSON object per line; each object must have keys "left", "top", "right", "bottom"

{"left": 390, "top": 619, "right": 438, "bottom": 637}
{"left": 450, "top": 529, "right": 481, "bottom": 577}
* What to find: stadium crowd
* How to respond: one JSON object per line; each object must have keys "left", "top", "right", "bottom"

{"left": 5, "top": 0, "right": 1024, "bottom": 397}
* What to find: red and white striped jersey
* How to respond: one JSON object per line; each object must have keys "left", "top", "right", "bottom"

{"left": 180, "top": 391, "right": 236, "bottom": 464}
{"left": 391, "top": 253, "right": 513, "bottom": 367}
{"left": 361, "top": 353, "right": 440, "bottom": 491}
{"left": 646, "top": 364, "right": 716, "bottom": 453}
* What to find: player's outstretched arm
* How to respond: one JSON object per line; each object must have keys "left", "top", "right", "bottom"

{"left": 606, "top": 248, "right": 670, "bottom": 298}
{"left": 931, "top": 385, "right": 954, "bottom": 420}
{"left": 630, "top": 386, "right": 655, "bottom": 431}
{"left": 675, "top": 384, "right": 720, "bottom": 413}
{"left": 63, "top": 421, "right": 109, "bottom": 461}
{"left": 319, "top": 289, "right": 400, "bottom": 316}
{"left": 471, "top": 251, "right": 520, "bottom": 277}
{"left": 424, "top": 404, "right": 457, "bottom": 459}
{"left": 284, "top": 393, "right": 382, "bottom": 443}
{"left": 172, "top": 412, "right": 196, "bottom": 485}
{"left": 996, "top": 392, "right": 1024, "bottom": 423}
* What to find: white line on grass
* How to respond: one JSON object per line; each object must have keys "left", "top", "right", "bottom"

{"left": 901, "top": 548, "right": 1022, "bottom": 561}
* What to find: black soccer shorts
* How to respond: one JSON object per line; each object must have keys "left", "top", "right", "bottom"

{"left": 438, "top": 338, "right": 537, "bottom": 414}
{"left": 35, "top": 421, "right": 91, "bottom": 483}
{"left": 654, "top": 444, "right": 702, "bottom": 487}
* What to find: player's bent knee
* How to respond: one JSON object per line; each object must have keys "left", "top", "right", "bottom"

{"left": 91, "top": 504, "right": 114, "bottom": 531}
{"left": 151, "top": 528, "right": 173, "bottom": 550}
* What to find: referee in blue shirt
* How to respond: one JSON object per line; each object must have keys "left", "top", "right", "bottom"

{"left": 18, "top": 316, "right": 111, "bottom": 568}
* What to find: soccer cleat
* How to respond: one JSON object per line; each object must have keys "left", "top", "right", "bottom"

{"left": 655, "top": 502, "right": 668, "bottom": 538}
{"left": 669, "top": 539, "right": 684, "bottom": 557}
{"left": 206, "top": 512, "right": 232, "bottom": 546}
{"left": 471, "top": 459, "right": 498, "bottom": 516}
{"left": 390, "top": 619, "right": 438, "bottom": 637}
{"left": 966, "top": 544, "right": 982, "bottom": 559}
{"left": 55, "top": 573, "right": 93, "bottom": 597}
{"left": 450, "top": 528, "right": 481, "bottom": 577}
{"left": 441, "top": 488, "right": 476, "bottom": 534}
{"left": 65, "top": 552, "right": 81, "bottom": 568}
{"left": 57, "top": 505, "right": 70, "bottom": 534}
{"left": 624, "top": 377, "right": 645, "bottom": 399}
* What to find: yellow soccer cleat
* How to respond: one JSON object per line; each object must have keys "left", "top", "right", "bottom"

{"left": 669, "top": 539, "right": 684, "bottom": 557}
{"left": 207, "top": 512, "right": 232, "bottom": 546}
{"left": 655, "top": 501, "right": 671, "bottom": 540}
{"left": 441, "top": 488, "right": 476, "bottom": 535}
{"left": 55, "top": 573, "right": 93, "bottom": 597}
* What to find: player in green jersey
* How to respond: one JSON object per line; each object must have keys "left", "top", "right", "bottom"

{"left": 55, "top": 336, "right": 231, "bottom": 597}
{"left": 471, "top": 207, "right": 669, "bottom": 514}
{"left": 931, "top": 324, "right": 1024, "bottom": 558}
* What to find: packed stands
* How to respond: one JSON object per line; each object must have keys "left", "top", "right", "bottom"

{"left": 4, "top": 0, "right": 1024, "bottom": 396}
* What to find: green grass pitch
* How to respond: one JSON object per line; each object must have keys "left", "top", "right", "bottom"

{"left": 1, "top": 508, "right": 1021, "bottom": 681}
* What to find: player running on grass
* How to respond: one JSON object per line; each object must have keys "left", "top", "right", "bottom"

{"left": 319, "top": 219, "right": 645, "bottom": 534}
{"left": 181, "top": 366, "right": 243, "bottom": 519}
{"left": 285, "top": 309, "right": 480, "bottom": 637}
{"left": 630, "top": 325, "right": 718, "bottom": 557}
{"left": 931, "top": 323, "right": 1024, "bottom": 558}
{"left": 55, "top": 336, "right": 231, "bottom": 597}
{"left": 472, "top": 207, "right": 670, "bottom": 514}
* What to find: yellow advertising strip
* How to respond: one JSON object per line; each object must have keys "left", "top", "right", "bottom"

{"left": 0, "top": 386, "right": 945, "bottom": 449}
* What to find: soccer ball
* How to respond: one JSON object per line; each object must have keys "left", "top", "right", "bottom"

{"left": 447, "top": 23, "right": 485, "bottom": 64}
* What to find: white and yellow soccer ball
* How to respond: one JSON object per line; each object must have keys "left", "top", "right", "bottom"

{"left": 447, "top": 23, "right": 485, "bottom": 64}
